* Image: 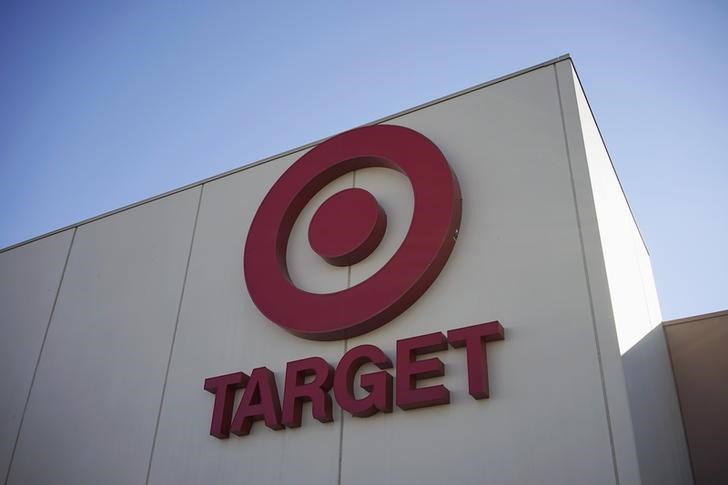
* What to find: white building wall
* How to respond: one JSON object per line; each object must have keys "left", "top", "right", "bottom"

{"left": 341, "top": 62, "right": 626, "bottom": 485}
{"left": 6, "top": 188, "right": 200, "bottom": 485}
{"left": 0, "top": 56, "right": 682, "bottom": 485}
{"left": 555, "top": 61, "right": 642, "bottom": 485}
{"left": 561, "top": 64, "right": 692, "bottom": 484}
{"left": 0, "top": 229, "right": 74, "bottom": 482}
{"left": 146, "top": 155, "right": 347, "bottom": 485}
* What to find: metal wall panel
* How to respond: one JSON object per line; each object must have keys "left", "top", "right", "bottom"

{"left": 147, "top": 157, "right": 348, "bottom": 485}
{"left": 341, "top": 62, "right": 623, "bottom": 485}
{"left": 561, "top": 61, "right": 692, "bottom": 485}
{"left": 7, "top": 188, "right": 200, "bottom": 485}
{"left": 555, "top": 61, "right": 642, "bottom": 485}
{"left": 665, "top": 312, "right": 728, "bottom": 485}
{"left": 0, "top": 229, "right": 74, "bottom": 481}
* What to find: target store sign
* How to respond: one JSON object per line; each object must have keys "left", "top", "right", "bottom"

{"left": 204, "top": 125, "right": 504, "bottom": 438}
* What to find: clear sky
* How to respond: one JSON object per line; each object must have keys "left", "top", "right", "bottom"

{"left": 1, "top": 1, "right": 725, "bottom": 320}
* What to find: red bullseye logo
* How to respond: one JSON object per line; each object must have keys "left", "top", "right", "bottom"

{"left": 244, "top": 124, "right": 462, "bottom": 340}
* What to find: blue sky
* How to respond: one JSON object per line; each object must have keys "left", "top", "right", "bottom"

{"left": 1, "top": 1, "right": 726, "bottom": 320}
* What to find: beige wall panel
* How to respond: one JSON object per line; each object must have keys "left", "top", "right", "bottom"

{"left": 561, "top": 60, "right": 691, "bottom": 485}
{"left": 555, "top": 61, "right": 642, "bottom": 485}
{"left": 0, "top": 229, "right": 74, "bottom": 481}
{"left": 147, "top": 155, "right": 349, "bottom": 485}
{"left": 567, "top": 64, "right": 659, "bottom": 353}
{"left": 7, "top": 188, "right": 201, "bottom": 485}
{"left": 341, "top": 64, "right": 621, "bottom": 484}
{"left": 665, "top": 312, "right": 728, "bottom": 485}
{"left": 622, "top": 326, "right": 693, "bottom": 485}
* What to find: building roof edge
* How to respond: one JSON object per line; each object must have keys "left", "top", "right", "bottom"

{"left": 1, "top": 54, "right": 572, "bottom": 254}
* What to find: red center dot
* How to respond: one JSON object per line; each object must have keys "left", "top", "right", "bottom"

{"left": 308, "top": 188, "right": 387, "bottom": 267}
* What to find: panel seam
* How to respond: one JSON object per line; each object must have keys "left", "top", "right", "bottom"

{"left": 144, "top": 185, "right": 204, "bottom": 485}
{"left": 4, "top": 227, "right": 77, "bottom": 485}
{"left": 338, "top": 170, "right": 355, "bottom": 485}
{"left": 553, "top": 63, "right": 621, "bottom": 485}
{"left": 337, "top": 339, "right": 348, "bottom": 485}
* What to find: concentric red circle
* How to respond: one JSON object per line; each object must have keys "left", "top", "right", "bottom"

{"left": 308, "top": 188, "right": 387, "bottom": 267}
{"left": 244, "top": 124, "right": 461, "bottom": 340}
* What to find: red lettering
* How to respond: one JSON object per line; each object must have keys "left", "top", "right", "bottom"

{"left": 448, "top": 321, "right": 504, "bottom": 398}
{"left": 203, "top": 372, "right": 248, "bottom": 438}
{"left": 230, "top": 367, "right": 283, "bottom": 436}
{"left": 204, "top": 322, "right": 505, "bottom": 438}
{"left": 282, "top": 356, "right": 334, "bottom": 427}
{"left": 334, "top": 344, "right": 393, "bottom": 417}
{"left": 396, "top": 332, "right": 450, "bottom": 410}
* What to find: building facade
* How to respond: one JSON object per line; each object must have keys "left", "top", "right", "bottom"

{"left": 0, "top": 56, "right": 701, "bottom": 484}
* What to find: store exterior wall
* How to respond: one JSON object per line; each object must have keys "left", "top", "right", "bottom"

{"left": 562, "top": 64, "right": 693, "bottom": 485}
{"left": 0, "top": 229, "right": 74, "bottom": 480}
{"left": 4, "top": 189, "right": 201, "bottom": 485}
{"left": 0, "top": 57, "right": 692, "bottom": 484}
{"left": 664, "top": 310, "right": 728, "bottom": 484}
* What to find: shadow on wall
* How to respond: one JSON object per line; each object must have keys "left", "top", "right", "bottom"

{"left": 660, "top": 311, "right": 728, "bottom": 485}
{"left": 622, "top": 324, "right": 693, "bottom": 485}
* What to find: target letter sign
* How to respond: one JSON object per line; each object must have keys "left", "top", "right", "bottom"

{"left": 204, "top": 125, "right": 505, "bottom": 438}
